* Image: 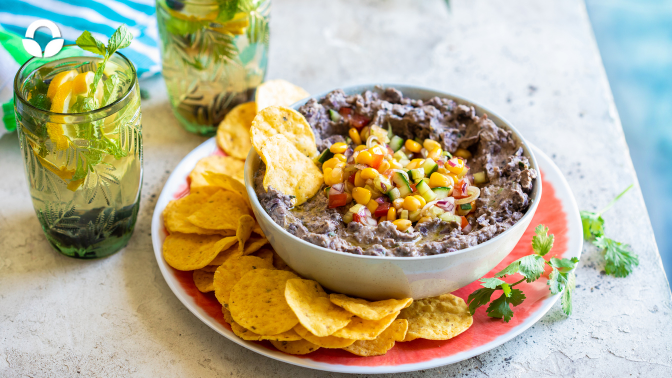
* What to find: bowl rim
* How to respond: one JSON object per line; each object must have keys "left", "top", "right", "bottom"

{"left": 244, "top": 83, "right": 542, "bottom": 261}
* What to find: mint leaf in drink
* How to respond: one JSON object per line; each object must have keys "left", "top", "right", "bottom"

{"left": 594, "top": 236, "right": 639, "bottom": 277}
{"left": 102, "top": 74, "right": 120, "bottom": 106}
{"left": 532, "top": 225, "right": 554, "bottom": 255}
{"left": 216, "top": 0, "right": 240, "bottom": 23}
{"left": 107, "top": 25, "right": 133, "bottom": 52}
{"left": 76, "top": 31, "right": 106, "bottom": 56}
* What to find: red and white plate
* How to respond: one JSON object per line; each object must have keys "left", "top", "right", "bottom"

{"left": 151, "top": 138, "right": 582, "bottom": 374}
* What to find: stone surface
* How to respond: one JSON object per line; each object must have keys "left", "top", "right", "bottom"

{"left": 1, "top": 0, "right": 671, "bottom": 377}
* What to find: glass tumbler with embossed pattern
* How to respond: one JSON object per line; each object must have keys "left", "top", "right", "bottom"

{"left": 13, "top": 47, "right": 143, "bottom": 259}
{"left": 156, "top": 0, "right": 270, "bottom": 136}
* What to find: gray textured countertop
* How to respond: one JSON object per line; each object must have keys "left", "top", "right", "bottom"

{"left": 1, "top": 0, "right": 671, "bottom": 377}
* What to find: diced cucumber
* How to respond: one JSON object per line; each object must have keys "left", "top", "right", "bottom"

{"left": 400, "top": 209, "right": 409, "bottom": 220}
{"left": 410, "top": 168, "right": 425, "bottom": 182}
{"left": 389, "top": 135, "right": 404, "bottom": 152}
{"left": 387, "top": 187, "right": 401, "bottom": 201}
{"left": 387, "top": 123, "right": 394, "bottom": 139}
{"left": 317, "top": 149, "right": 334, "bottom": 163}
{"left": 473, "top": 171, "right": 487, "bottom": 184}
{"left": 393, "top": 149, "right": 407, "bottom": 161}
{"left": 329, "top": 109, "right": 341, "bottom": 122}
{"left": 398, "top": 159, "right": 410, "bottom": 168}
{"left": 443, "top": 150, "right": 452, "bottom": 159}
{"left": 409, "top": 209, "right": 422, "bottom": 222}
{"left": 439, "top": 213, "right": 462, "bottom": 224}
{"left": 460, "top": 203, "right": 473, "bottom": 211}
{"left": 374, "top": 175, "right": 392, "bottom": 193}
{"left": 430, "top": 206, "right": 445, "bottom": 217}
{"left": 432, "top": 187, "right": 452, "bottom": 200}
{"left": 392, "top": 172, "right": 412, "bottom": 197}
{"left": 421, "top": 158, "right": 438, "bottom": 175}
{"left": 416, "top": 179, "right": 436, "bottom": 202}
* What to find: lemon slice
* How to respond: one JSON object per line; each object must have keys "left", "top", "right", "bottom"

{"left": 46, "top": 70, "right": 77, "bottom": 100}
{"left": 50, "top": 81, "right": 74, "bottom": 113}
{"left": 71, "top": 71, "right": 104, "bottom": 105}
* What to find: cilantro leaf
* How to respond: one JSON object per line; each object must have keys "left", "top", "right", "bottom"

{"left": 561, "top": 272, "right": 576, "bottom": 316}
{"left": 495, "top": 261, "right": 520, "bottom": 278}
{"left": 518, "top": 255, "right": 546, "bottom": 282}
{"left": 76, "top": 31, "right": 106, "bottom": 56}
{"left": 532, "top": 225, "right": 554, "bottom": 255}
{"left": 480, "top": 277, "right": 507, "bottom": 289}
{"left": 466, "top": 287, "right": 495, "bottom": 315}
{"left": 501, "top": 282, "right": 512, "bottom": 297}
{"left": 549, "top": 257, "right": 578, "bottom": 273}
{"left": 107, "top": 25, "right": 133, "bottom": 52}
{"left": 581, "top": 210, "right": 604, "bottom": 240}
{"left": 508, "top": 289, "right": 526, "bottom": 306}
{"left": 486, "top": 292, "right": 525, "bottom": 322}
{"left": 547, "top": 267, "right": 567, "bottom": 295}
{"left": 594, "top": 236, "right": 639, "bottom": 277}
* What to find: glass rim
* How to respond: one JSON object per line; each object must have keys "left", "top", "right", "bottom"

{"left": 13, "top": 44, "right": 138, "bottom": 117}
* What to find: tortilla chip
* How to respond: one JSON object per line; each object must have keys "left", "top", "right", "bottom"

{"left": 285, "top": 279, "right": 352, "bottom": 337}
{"left": 203, "top": 171, "right": 251, "bottom": 209}
{"left": 163, "top": 187, "right": 225, "bottom": 235}
{"left": 294, "top": 324, "right": 355, "bottom": 348}
{"left": 222, "top": 306, "right": 234, "bottom": 324}
{"left": 398, "top": 294, "right": 473, "bottom": 341}
{"left": 255, "top": 79, "right": 309, "bottom": 113}
{"left": 193, "top": 269, "right": 215, "bottom": 292}
{"left": 251, "top": 106, "right": 318, "bottom": 158}
{"left": 189, "top": 155, "right": 245, "bottom": 188}
{"left": 231, "top": 322, "right": 302, "bottom": 341}
{"left": 209, "top": 243, "right": 241, "bottom": 266}
{"left": 163, "top": 233, "right": 237, "bottom": 271}
{"left": 342, "top": 319, "right": 408, "bottom": 356}
{"left": 332, "top": 313, "right": 399, "bottom": 340}
{"left": 216, "top": 102, "right": 256, "bottom": 159}
{"left": 270, "top": 339, "right": 319, "bottom": 355}
{"left": 213, "top": 255, "right": 274, "bottom": 307}
{"left": 253, "top": 224, "right": 265, "bottom": 238}
{"left": 187, "top": 190, "right": 250, "bottom": 230}
{"left": 236, "top": 215, "right": 255, "bottom": 254}
{"left": 252, "top": 248, "right": 273, "bottom": 264}
{"left": 272, "top": 250, "right": 293, "bottom": 272}
{"left": 330, "top": 294, "right": 413, "bottom": 321}
{"left": 258, "top": 134, "right": 323, "bottom": 206}
{"left": 229, "top": 269, "right": 300, "bottom": 335}
{"left": 243, "top": 236, "right": 268, "bottom": 255}
{"left": 201, "top": 265, "right": 219, "bottom": 273}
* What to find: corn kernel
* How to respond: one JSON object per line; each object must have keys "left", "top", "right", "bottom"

{"left": 403, "top": 196, "right": 422, "bottom": 211}
{"left": 393, "top": 198, "right": 405, "bottom": 209}
{"left": 445, "top": 158, "right": 465, "bottom": 174}
{"left": 429, "top": 172, "right": 452, "bottom": 188}
{"left": 369, "top": 145, "right": 385, "bottom": 156}
{"left": 427, "top": 147, "right": 442, "bottom": 160}
{"left": 406, "top": 158, "right": 424, "bottom": 170}
{"left": 389, "top": 160, "right": 403, "bottom": 170}
{"left": 366, "top": 200, "right": 379, "bottom": 213}
{"left": 360, "top": 126, "right": 370, "bottom": 141}
{"left": 360, "top": 167, "right": 379, "bottom": 180}
{"left": 324, "top": 167, "right": 344, "bottom": 186}
{"left": 405, "top": 139, "right": 422, "bottom": 153}
{"left": 447, "top": 173, "right": 460, "bottom": 183}
{"left": 349, "top": 128, "right": 362, "bottom": 145}
{"left": 323, "top": 158, "right": 345, "bottom": 170}
{"left": 354, "top": 170, "right": 366, "bottom": 187}
{"left": 323, "top": 168, "right": 332, "bottom": 185}
{"left": 354, "top": 145, "right": 368, "bottom": 152}
{"left": 333, "top": 153, "right": 347, "bottom": 162}
{"left": 353, "top": 187, "right": 372, "bottom": 205}
{"left": 330, "top": 142, "right": 348, "bottom": 154}
{"left": 423, "top": 139, "right": 441, "bottom": 152}
{"left": 377, "top": 160, "right": 390, "bottom": 174}
{"left": 387, "top": 207, "right": 397, "bottom": 221}
{"left": 356, "top": 151, "right": 373, "bottom": 165}
{"left": 418, "top": 216, "right": 432, "bottom": 224}
{"left": 454, "top": 148, "right": 472, "bottom": 159}
{"left": 413, "top": 195, "right": 426, "bottom": 207}
{"left": 393, "top": 219, "right": 413, "bottom": 231}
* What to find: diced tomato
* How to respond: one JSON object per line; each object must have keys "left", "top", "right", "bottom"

{"left": 338, "top": 107, "right": 352, "bottom": 116}
{"left": 386, "top": 146, "right": 395, "bottom": 156}
{"left": 328, "top": 193, "right": 348, "bottom": 208}
{"left": 374, "top": 203, "right": 391, "bottom": 218}
{"left": 369, "top": 153, "right": 384, "bottom": 169}
{"left": 348, "top": 173, "right": 356, "bottom": 184}
{"left": 382, "top": 169, "right": 394, "bottom": 179}
{"left": 353, "top": 213, "right": 362, "bottom": 223}
{"left": 460, "top": 216, "right": 469, "bottom": 229}
{"left": 410, "top": 182, "right": 417, "bottom": 193}
{"left": 350, "top": 114, "right": 371, "bottom": 129}
{"left": 453, "top": 179, "right": 469, "bottom": 198}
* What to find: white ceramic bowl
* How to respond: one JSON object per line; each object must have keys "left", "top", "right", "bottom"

{"left": 244, "top": 84, "right": 541, "bottom": 300}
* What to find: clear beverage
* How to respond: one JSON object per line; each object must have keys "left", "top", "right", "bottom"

{"left": 156, "top": 0, "right": 270, "bottom": 136}
{"left": 14, "top": 47, "right": 143, "bottom": 259}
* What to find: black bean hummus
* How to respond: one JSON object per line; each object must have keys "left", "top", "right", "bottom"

{"left": 254, "top": 87, "right": 537, "bottom": 257}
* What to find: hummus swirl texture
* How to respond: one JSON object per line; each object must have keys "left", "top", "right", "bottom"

{"left": 254, "top": 87, "right": 537, "bottom": 257}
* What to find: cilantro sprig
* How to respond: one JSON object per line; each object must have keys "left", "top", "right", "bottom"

{"left": 467, "top": 225, "right": 579, "bottom": 322}
{"left": 581, "top": 184, "right": 639, "bottom": 277}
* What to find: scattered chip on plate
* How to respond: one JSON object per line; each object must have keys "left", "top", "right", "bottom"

{"left": 189, "top": 155, "right": 245, "bottom": 188}
{"left": 342, "top": 319, "right": 408, "bottom": 356}
{"left": 258, "top": 134, "right": 323, "bottom": 206}
{"left": 285, "top": 279, "right": 352, "bottom": 337}
{"left": 230, "top": 322, "right": 302, "bottom": 341}
{"left": 236, "top": 215, "right": 256, "bottom": 254}
{"left": 216, "top": 102, "right": 256, "bottom": 160}
{"left": 193, "top": 269, "right": 216, "bottom": 292}
{"left": 187, "top": 190, "right": 250, "bottom": 231}
{"left": 163, "top": 233, "right": 237, "bottom": 271}
{"left": 213, "top": 255, "right": 274, "bottom": 306}
{"left": 251, "top": 106, "right": 318, "bottom": 158}
{"left": 203, "top": 171, "right": 251, "bottom": 209}
{"left": 229, "top": 269, "right": 300, "bottom": 335}
{"left": 243, "top": 236, "right": 268, "bottom": 255}
{"left": 163, "top": 187, "right": 226, "bottom": 235}
{"left": 293, "top": 324, "right": 355, "bottom": 349}
{"left": 332, "top": 312, "right": 399, "bottom": 340}
{"left": 398, "top": 294, "right": 473, "bottom": 341}
{"left": 270, "top": 339, "right": 319, "bottom": 355}
{"left": 255, "top": 79, "right": 309, "bottom": 113}
{"left": 329, "top": 294, "right": 413, "bottom": 321}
